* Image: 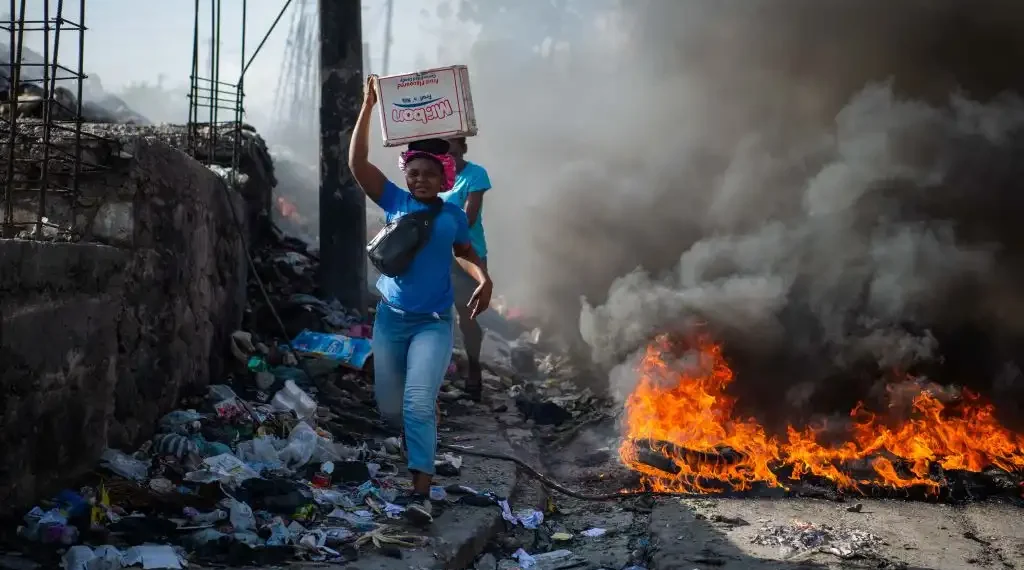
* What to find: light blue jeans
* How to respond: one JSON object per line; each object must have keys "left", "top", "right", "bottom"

{"left": 371, "top": 300, "right": 455, "bottom": 475}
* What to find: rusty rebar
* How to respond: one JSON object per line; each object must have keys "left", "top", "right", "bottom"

{"left": 72, "top": 0, "right": 84, "bottom": 199}
{"left": 188, "top": 0, "right": 199, "bottom": 155}
{"left": 2, "top": 0, "right": 27, "bottom": 236}
{"left": 35, "top": 0, "right": 66, "bottom": 238}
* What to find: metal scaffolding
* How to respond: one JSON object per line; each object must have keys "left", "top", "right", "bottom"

{"left": 0, "top": 0, "right": 97, "bottom": 239}
{"left": 187, "top": 0, "right": 244, "bottom": 171}
{"left": 187, "top": 0, "right": 293, "bottom": 174}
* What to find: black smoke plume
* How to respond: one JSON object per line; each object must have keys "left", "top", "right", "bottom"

{"left": 456, "top": 0, "right": 1024, "bottom": 431}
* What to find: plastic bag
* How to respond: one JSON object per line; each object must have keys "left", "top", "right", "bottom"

{"left": 227, "top": 499, "right": 255, "bottom": 531}
{"left": 207, "top": 384, "right": 240, "bottom": 402}
{"left": 277, "top": 422, "right": 319, "bottom": 469}
{"left": 158, "top": 410, "right": 202, "bottom": 435}
{"left": 99, "top": 449, "right": 150, "bottom": 481}
{"left": 236, "top": 436, "right": 284, "bottom": 470}
{"left": 61, "top": 545, "right": 97, "bottom": 570}
{"left": 270, "top": 380, "right": 317, "bottom": 419}
{"left": 291, "top": 330, "right": 373, "bottom": 370}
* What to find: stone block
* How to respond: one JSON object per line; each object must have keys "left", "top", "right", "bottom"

{"left": 0, "top": 135, "right": 249, "bottom": 515}
{"left": 0, "top": 241, "right": 126, "bottom": 508}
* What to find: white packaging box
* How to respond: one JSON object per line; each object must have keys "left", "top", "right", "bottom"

{"left": 375, "top": 65, "right": 478, "bottom": 147}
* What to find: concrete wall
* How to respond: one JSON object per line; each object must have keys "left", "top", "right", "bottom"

{"left": 0, "top": 136, "right": 248, "bottom": 513}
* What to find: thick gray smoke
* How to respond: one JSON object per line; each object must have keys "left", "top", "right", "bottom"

{"left": 580, "top": 85, "right": 1011, "bottom": 366}
{"left": 449, "top": 0, "right": 1024, "bottom": 427}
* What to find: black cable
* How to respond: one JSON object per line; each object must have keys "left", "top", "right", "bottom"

{"left": 438, "top": 443, "right": 693, "bottom": 501}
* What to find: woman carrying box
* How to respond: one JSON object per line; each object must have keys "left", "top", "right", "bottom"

{"left": 348, "top": 76, "right": 493, "bottom": 525}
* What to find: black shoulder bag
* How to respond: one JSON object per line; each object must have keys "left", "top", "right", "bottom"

{"left": 366, "top": 199, "right": 444, "bottom": 277}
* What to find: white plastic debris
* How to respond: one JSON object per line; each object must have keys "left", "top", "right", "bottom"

{"left": 505, "top": 549, "right": 578, "bottom": 570}
{"left": 202, "top": 453, "right": 260, "bottom": 484}
{"left": 98, "top": 449, "right": 150, "bottom": 481}
{"left": 61, "top": 545, "right": 97, "bottom": 570}
{"left": 752, "top": 521, "right": 882, "bottom": 560}
{"left": 122, "top": 545, "right": 183, "bottom": 569}
{"left": 515, "top": 509, "right": 544, "bottom": 529}
{"left": 512, "top": 549, "right": 536, "bottom": 569}
{"left": 227, "top": 498, "right": 256, "bottom": 532}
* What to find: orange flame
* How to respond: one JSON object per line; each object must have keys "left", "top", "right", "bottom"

{"left": 618, "top": 334, "right": 1024, "bottom": 494}
{"left": 276, "top": 196, "right": 300, "bottom": 221}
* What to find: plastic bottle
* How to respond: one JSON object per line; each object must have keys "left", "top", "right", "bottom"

{"left": 189, "top": 509, "right": 228, "bottom": 525}
{"left": 311, "top": 461, "right": 334, "bottom": 488}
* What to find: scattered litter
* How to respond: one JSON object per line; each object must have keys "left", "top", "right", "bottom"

{"left": 61, "top": 545, "right": 183, "bottom": 570}
{"left": 502, "top": 549, "right": 581, "bottom": 570}
{"left": 5, "top": 225, "right": 587, "bottom": 570}
{"left": 581, "top": 527, "right": 606, "bottom": 537}
{"left": 429, "top": 486, "right": 447, "bottom": 501}
{"left": 752, "top": 521, "right": 883, "bottom": 560}
{"left": 511, "top": 549, "right": 536, "bottom": 569}
{"left": 291, "top": 329, "right": 373, "bottom": 370}
{"left": 122, "top": 545, "right": 184, "bottom": 569}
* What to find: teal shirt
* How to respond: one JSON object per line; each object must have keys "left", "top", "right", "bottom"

{"left": 439, "top": 162, "right": 492, "bottom": 258}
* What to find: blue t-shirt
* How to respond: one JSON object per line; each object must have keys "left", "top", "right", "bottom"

{"left": 439, "top": 162, "right": 491, "bottom": 258}
{"left": 375, "top": 180, "right": 471, "bottom": 314}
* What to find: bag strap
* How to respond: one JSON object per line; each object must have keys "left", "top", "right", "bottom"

{"left": 425, "top": 198, "right": 444, "bottom": 219}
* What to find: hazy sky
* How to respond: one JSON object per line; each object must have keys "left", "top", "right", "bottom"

{"left": 18, "top": 0, "right": 447, "bottom": 126}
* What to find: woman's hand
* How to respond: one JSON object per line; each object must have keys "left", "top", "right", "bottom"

{"left": 364, "top": 75, "right": 379, "bottom": 108}
{"left": 468, "top": 278, "right": 493, "bottom": 320}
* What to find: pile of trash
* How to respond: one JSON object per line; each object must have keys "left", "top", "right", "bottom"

{"left": 5, "top": 310, "right": 576, "bottom": 569}
{"left": 752, "top": 520, "right": 884, "bottom": 560}
{"left": 4, "top": 321, "right": 479, "bottom": 569}
{"left": 475, "top": 329, "right": 608, "bottom": 431}
{"left": 1, "top": 214, "right": 608, "bottom": 569}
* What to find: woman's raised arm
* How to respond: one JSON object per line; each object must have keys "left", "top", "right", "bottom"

{"left": 348, "top": 75, "right": 388, "bottom": 205}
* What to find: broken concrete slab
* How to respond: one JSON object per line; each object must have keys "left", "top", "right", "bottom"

{"left": 0, "top": 241, "right": 128, "bottom": 511}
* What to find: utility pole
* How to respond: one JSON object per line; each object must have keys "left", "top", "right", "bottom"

{"left": 382, "top": 0, "right": 394, "bottom": 75}
{"left": 319, "top": 0, "right": 367, "bottom": 313}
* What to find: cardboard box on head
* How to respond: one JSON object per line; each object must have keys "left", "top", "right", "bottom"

{"left": 375, "top": 65, "right": 478, "bottom": 147}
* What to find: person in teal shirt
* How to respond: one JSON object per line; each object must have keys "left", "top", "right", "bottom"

{"left": 440, "top": 137, "right": 492, "bottom": 401}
